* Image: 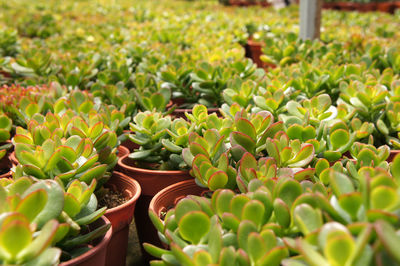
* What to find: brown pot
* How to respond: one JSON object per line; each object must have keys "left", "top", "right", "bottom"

{"left": 377, "top": 2, "right": 395, "bottom": 13}
{"left": 117, "top": 155, "right": 191, "bottom": 196}
{"left": 246, "top": 39, "right": 264, "bottom": 68}
{"left": 0, "top": 147, "right": 12, "bottom": 179}
{"left": 149, "top": 178, "right": 209, "bottom": 223}
{"left": 322, "top": 2, "right": 338, "bottom": 9}
{"left": 120, "top": 130, "right": 140, "bottom": 152}
{"left": 149, "top": 179, "right": 210, "bottom": 248}
{"left": 336, "top": 2, "right": 358, "bottom": 10}
{"left": 60, "top": 216, "right": 112, "bottom": 266}
{"left": 117, "top": 145, "right": 129, "bottom": 158}
{"left": 245, "top": 39, "right": 276, "bottom": 70}
{"left": 104, "top": 171, "right": 141, "bottom": 266}
{"left": 358, "top": 2, "right": 377, "bottom": 12}
{"left": 9, "top": 151, "right": 18, "bottom": 166}
{"left": 388, "top": 150, "right": 400, "bottom": 163}
{"left": 117, "top": 154, "right": 192, "bottom": 261}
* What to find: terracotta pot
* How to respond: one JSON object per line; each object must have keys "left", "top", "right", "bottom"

{"left": 245, "top": 39, "right": 276, "bottom": 70}
{"left": 9, "top": 151, "right": 18, "bottom": 166}
{"left": 120, "top": 130, "right": 140, "bottom": 152}
{"left": 358, "top": 2, "right": 377, "bottom": 12}
{"left": 322, "top": 2, "right": 338, "bottom": 9}
{"left": 117, "top": 145, "right": 129, "bottom": 158}
{"left": 336, "top": 2, "right": 358, "bottom": 10}
{"left": 0, "top": 143, "right": 12, "bottom": 178}
{"left": 117, "top": 154, "right": 191, "bottom": 197}
{"left": 60, "top": 216, "right": 112, "bottom": 266}
{"left": 117, "top": 154, "right": 191, "bottom": 261}
{"left": 104, "top": 171, "right": 141, "bottom": 266}
{"left": 388, "top": 150, "right": 400, "bottom": 163}
{"left": 377, "top": 2, "right": 395, "bottom": 13}
{"left": 149, "top": 179, "right": 210, "bottom": 223}
{"left": 149, "top": 179, "right": 210, "bottom": 248}
{"left": 172, "top": 107, "right": 221, "bottom": 119}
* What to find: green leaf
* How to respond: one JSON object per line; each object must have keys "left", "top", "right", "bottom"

{"left": 287, "top": 144, "right": 314, "bottom": 168}
{"left": 0, "top": 219, "right": 32, "bottom": 261}
{"left": 273, "top": 198, "right": 291, "bottom": 228}
{"left": 16, "top": 189, "right": 47, "bottom": 223}
{"left": 208, "top": 171, "right": 228, "bottom": 191}
{"left": 294, "top": 204, "right": 323, "bottom": 235}
{"left": 329, "top": 171, "right": 354, "bottom": 196}
{"left": 258, "top": 246, "right": 289, "bottom": 266}
{"left": 242, "top": 200, "right": 265, "bottom": 228}
{"left": 236, "top": 118, "right": 256, "bottom": 140}
{"left": 78, "top": 164, "right": 107, "bottom": 184}
{"left": 175, "top": 198, "right": 202, "bottom": 223}
{"left": 16, "top": 219, "right": 58, "bottom": 263}
{"left": 324, "top": 234, "right": 355, "bottom": 266}
{"left": 375, "top": 220, "right": 400, "bottom": 263}
{"left": 178, "top": 211, "right": 210, "bottom": 244}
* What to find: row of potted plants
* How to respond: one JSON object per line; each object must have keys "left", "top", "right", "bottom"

{"left": 0, "top": 85, "right": 142, "bottom": 265}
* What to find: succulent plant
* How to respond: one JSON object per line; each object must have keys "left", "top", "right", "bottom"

{"left": 229, "top": 109, "right": 284, "bottom": 161}
{"left": 279, "top": 94, "right": 337, "bottom": 128}
{"left": 265, "top": 131, "right": 315, "bottom": 168}
{"left": 0, "top": 113, "right": 12, "bottom": 160}
{"left": 182, "top": 129, "right": 236, "bottom": 190}
{"left": 128, "top": 111, "right": 190, "bottom": 170}
{"left": 0, "top": 177, "right": 108, "bottom": 264}
{"left": 12, "top": 112, "right": 115, "bottom": 188}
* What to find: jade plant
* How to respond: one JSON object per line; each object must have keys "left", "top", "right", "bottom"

{"left": 0, "top": 114, "right": 12, "bottom": 160}
{"left": 0, "top": 177, "right": 109, "bottom": 264}
{"left": 182, "top": 129, "right": 236, "bottom": 190}
{"left": 12, "top": 112, "right": 116, "bottom": 189}
{"left": 229, "top": 109, "right": 284, "bottom": 162}
{"left": 128, "top": 111, "right": 191, "bottom": 170}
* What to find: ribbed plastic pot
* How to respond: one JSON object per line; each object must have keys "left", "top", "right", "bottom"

{"left": 60, "top": 216, "right": 112, "bottom": 266}
{"left": 117, "top": 154, "right": 191, "bottom": 261}
{"left": 9, "top": 151, "right": 18, "bottom": 166}
{"left": 104, "top": 171, "right": 141, "bottom": 266}
{"left": 149, "top": 179, "right": 209, "bottom": 244}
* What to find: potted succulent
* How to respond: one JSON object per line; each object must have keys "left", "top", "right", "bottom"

{"left": 117, "top": 110, "right": 192, "bottom": 257}
{"left": 10, "top": 110, "right": 140, "bottom": 266}
{"left": 0, "top": 177, "right": 112, "bottom": 266}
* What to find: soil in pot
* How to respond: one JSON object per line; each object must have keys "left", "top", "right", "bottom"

{"left": 60, "top": 216, "right": 112, "bottom": 266}
{"left": 103, "top": 171, "right": 141, "bottom": 266}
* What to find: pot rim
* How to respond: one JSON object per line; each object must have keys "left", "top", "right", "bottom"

{"left": 118, "top": 154, "right": 190, "bottom": 175}
{"left": 149, "top": 179, "right": 207, "bottom": 217}
{"left": 60, "top": 215, "right": 112, "bottom": 266}
{"left": 105, "top": 171, "right": 141, "bottom": 214}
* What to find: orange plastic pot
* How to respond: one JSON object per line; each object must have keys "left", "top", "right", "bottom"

{"left": 388, "top": 150, "right": 400, "bottom": 162}
{"left": 117, "top": 154, "right": 191, "bottom": 261}
{"left": 0, "top": 147, "right": 12, "bottom": 179}
{"left": 149, "top": 179, "right": 209, "bottom": 218}
{"left": 117, "top": 154, "right": 191, "bottom": 196}
{"left": 60, "top": 216, "right": 112, "bottom": 266}
{"left": 104, "top": 171, "right": 141, "bottom": 266}
{"left": 117, "top": 145, "right": 130, "bottom": 158}
{"left": 9, "top": 151, "right": 18, "bottom": 166}
{"left": 149, "top": 179, "right": 210, "bottom": 248}
{"left": 377, "top": 2, "right": 395, "bottom": 13}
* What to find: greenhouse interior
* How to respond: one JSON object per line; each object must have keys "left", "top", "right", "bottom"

{"left": 1, "top": 0, "right": 400, "bottom": 265}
